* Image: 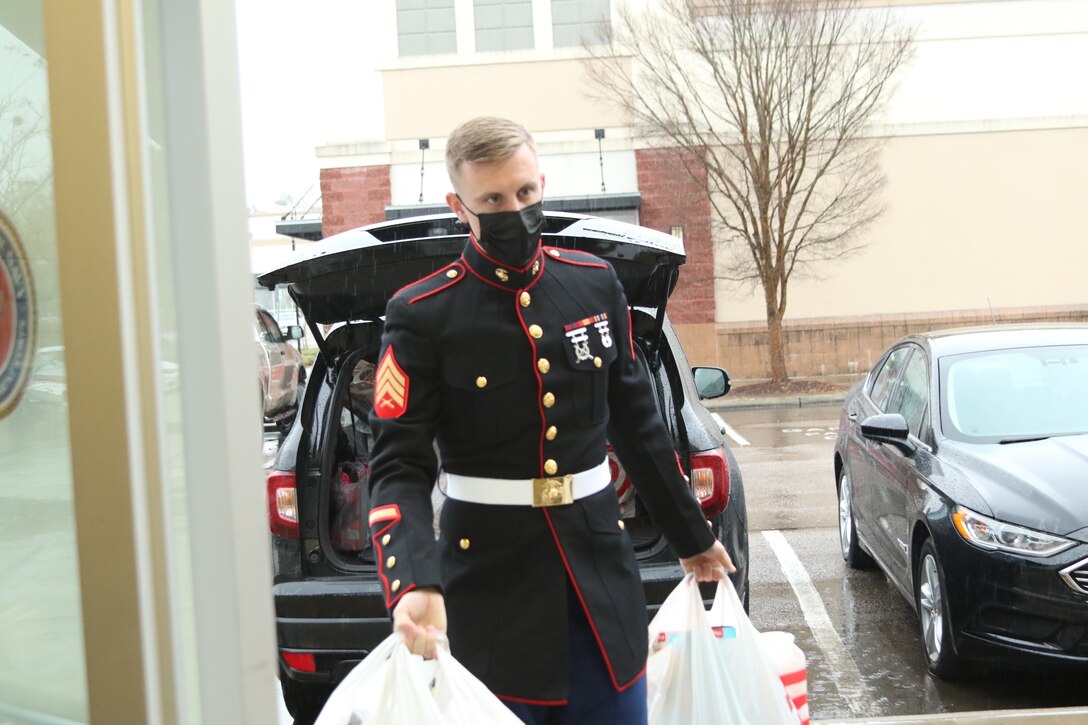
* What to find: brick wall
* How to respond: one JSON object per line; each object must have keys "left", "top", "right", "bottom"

{"left": 320, "top": 165, "right": 391, "bottom": 236}
{"left": 674, "top": 305, "right": 1088, "bottom": 381}
{"left": 636, "top": 148, "right": 714, "bottom": 324}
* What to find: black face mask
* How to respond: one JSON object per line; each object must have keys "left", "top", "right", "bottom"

{"left": 460, "top": 198, "right": 544, "bottom": 267}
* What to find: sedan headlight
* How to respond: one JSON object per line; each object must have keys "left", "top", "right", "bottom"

{"left": 952, "top": 506, "right": 1075, "bottom": 557}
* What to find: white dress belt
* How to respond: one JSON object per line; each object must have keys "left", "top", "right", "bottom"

{"left": 445, "top": 459, "right": 611, "bottom": 507}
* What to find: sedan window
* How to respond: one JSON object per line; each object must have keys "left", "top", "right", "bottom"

{"left": 941, "top": 343, "right": 1088, "bottom": 442}
{"left": 868, "top": 346, "right": 912, "bottom": 412}
{"left": 886, "top": 351, "right": 929, "bottom": 438}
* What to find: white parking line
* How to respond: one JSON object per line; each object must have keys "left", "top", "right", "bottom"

{"left": 762, "top": 530, "right": 879, "bottom": 719}
{"left": 713, "top": 413, "right": 750, "bottom": 447}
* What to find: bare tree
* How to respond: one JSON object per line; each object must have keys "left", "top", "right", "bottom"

{"left": 587, "top": 0, "right": 914, "bottom": 383}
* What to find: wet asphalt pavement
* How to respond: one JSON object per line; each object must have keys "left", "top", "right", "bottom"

{"left": 723, "top": 404, "right": 1088, "bottom": 721}
{"left": 263, "top": 404, "right": 1087, "bottom": 722}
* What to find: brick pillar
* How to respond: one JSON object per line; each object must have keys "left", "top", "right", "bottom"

{"left": 635, "top": 148, "right": 713, "bottom": 324}
{"left": 320, "top": 165, "right": 392, "bottom": 236}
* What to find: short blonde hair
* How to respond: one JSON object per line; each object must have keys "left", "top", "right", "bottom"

{"left": 446, "top": 117, "right": 537, "bottom": 189}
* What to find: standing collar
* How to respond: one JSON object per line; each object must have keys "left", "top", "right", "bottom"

{"left": 461, "top": 234, "right": 545, "bottom": 291}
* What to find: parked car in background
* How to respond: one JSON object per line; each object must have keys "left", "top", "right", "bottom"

{"left": 834, "top": 325, "right": 1088, "bottom": 679}
{"left": 258, "top": 212, "right": 749, "bottom": 721}
{"left": 255, "top": 304, "right": 305, "bottom": 428}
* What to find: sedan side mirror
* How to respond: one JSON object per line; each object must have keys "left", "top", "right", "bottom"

{"left": 693, "top": 366, "right": 731, "bottom": 399}
{"left": 861, "top": 413, "right": 916, "bottom": 455}
{"left": 285, "top": 325, "right": 304, "bottom": 341}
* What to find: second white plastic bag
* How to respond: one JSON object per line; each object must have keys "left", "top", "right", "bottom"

{"left": 647, "top": 573, "right": 800, "bottom": 725}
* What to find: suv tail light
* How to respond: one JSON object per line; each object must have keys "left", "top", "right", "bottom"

{"left": 267, "top": 470, "right": 300, "bottom": 539}
{"left": 690, "top": 446, "right": 730, "bottom": 518}
{"left": 282, "top": 651, "right": 316, "bottom": 673}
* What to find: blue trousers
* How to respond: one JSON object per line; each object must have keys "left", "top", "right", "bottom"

{"left": 502, "top": 582, "right": 648, "bottom": 725}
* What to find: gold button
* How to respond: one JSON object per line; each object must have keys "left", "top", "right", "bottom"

{"left": 544, "top": 459, "right": 558, "bottom": 475}
{"left": 618, "top": 520, "right": 625, "bottom": 530}
{"left": 381, "top": 534, "right": 391, "bottom": 546}
{"left": 594, "top": 357, "right": 602, "bottom": 368}
{"left": 529, "top": 324, "right": 543, "bottom": 339}
{"left": 459, "top": 538, "right": 471, "bottom": 550}
{"left": 537, "top": 358, "right": 550, "bottom": 374}
{"left": 476, "top": 376, "right": 487, "bottom": 388}
{"left": 520, "top": 292, "right": 531, "bottom": 307}
{"left": 386, "top": 556, "right": 396, "bottom": 569}
{"left": 543, "top": 392, "right": 555, "bottom": 408}
{"left": 549, "top": 249, "right": 561, "bottom": 257}
{"left": 495, "top": 268, "right": 509, "bottom": 282}
{"left": 446, "top": 269, "right": 458, "bottom": 279}
{"left": 391, "top": 579, "right": 401, "bottom": 592}
{"left": 531, "top": 261, "right": 540, "bottom": 275}
{"left": 546, "top": 425, "right": 558, "bottom": 441}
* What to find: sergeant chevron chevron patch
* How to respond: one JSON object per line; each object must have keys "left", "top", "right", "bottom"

{"left": 374, "top": 346, "right": 409, "bottom": 419}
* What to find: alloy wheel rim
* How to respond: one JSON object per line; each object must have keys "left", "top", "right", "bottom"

{"left": 838, "top": 473, "right": 854, "bottom": 558}
{"left": 919, "top": 554, "right": 944, "bottom": 662}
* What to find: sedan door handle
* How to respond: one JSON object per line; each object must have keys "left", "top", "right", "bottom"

{"left": 848, "top": 412, "right": 858, "bottom": 421}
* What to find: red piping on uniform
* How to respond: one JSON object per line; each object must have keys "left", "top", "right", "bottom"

{"left": 495, "top": 694, "right": 569, "bottom": 706}
{"left": 470, "top": 232, "right": 541, "bottom": 273}
{"left": 394, "top": 263, "right": 460, "bottom": 300}
{"left": 541, "top": 509, "right": 647, "bottom": 693}
{"left": 408, "top": 263, "right": 465, "bottom": 304}
{"left": 370, "top": 513, "right": 416, "bottom": 609}
{"left": 525, "top": 254, "right": 546, "bottom": 291}
{"left": 625, "top": 305, "right": 636, "bottom": 360}
{"left": 515, "top": 304, "right": 548, "bottom": 474}
{"left": 543, "top": 247, "right": 608, "bottom": 269}
{"left": 463, "top": 260, "right": 522, "bottom": 293}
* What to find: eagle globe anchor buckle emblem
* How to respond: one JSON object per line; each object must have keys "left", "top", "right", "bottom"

{"left": 532, "top": 474, "right": 574, "bottom": 507}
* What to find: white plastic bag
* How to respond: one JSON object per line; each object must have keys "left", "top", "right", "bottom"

{"left": 314, "top": 633, "right": 522, "bottom": 725}
{"left": 647, "top": 573, "right": 800, "bottom": 725}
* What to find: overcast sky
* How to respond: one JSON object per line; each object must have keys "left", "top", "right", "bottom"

{"left": 234, "top": 0, "right": 384, "bottom": 211}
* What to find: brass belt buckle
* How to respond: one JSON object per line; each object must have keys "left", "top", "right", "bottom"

{"left": 532, "top": 474, "right": 574, "bottom": 507}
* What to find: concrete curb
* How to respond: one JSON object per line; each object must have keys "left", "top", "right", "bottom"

{"left": 815, "top": 706, "right": 1088, "bottom": 724}
{"left": 706, "top": 392, "right": 848, "bottom": 411}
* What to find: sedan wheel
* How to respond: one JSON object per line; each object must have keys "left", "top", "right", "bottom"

{"left": 838, "top": 470, "right": 873, "bottom": 569}
{"left": 915, "top": 539, "right": 964, "bottom": 679}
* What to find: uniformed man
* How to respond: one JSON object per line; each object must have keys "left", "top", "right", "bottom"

{"left": 367, "top": 116, "right": 733, "bottom": 723}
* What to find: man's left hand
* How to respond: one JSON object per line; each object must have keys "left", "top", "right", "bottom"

{"left": 680, "top": 540, "right": 735, "bottom": 582}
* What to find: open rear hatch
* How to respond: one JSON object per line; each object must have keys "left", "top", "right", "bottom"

{"left": 258, "top": 212, "right": 686, "bottom": 363}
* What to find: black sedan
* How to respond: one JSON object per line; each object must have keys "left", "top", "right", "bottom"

{"left": 834, "top": 324, "right": 1088, "bottom": 678}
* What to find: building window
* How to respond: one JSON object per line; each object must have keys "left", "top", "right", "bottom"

{"left": 397, "top": 0, "right": 457, "bottom": 57}
{"left": 475, "top": 0, "right": 534, "bottom": 52}
{"left": 552, "top": 0, "right": 610, "bottom": 47}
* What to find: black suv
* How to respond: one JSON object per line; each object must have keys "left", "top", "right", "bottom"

{"left": 259, "top": 212, "right": 749, "bottom": 722}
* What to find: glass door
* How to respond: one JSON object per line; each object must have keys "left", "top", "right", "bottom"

{"left": 0, "top": 0, "right": 277, "bottom": 721}
{"left": 0, "top": 4, "right": 87, "bottom": 721}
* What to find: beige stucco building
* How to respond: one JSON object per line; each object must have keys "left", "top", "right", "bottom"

{"left": 303, "top": 0, "right": 1088, "bottom": 380}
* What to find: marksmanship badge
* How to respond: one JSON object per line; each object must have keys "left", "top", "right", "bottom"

{"left": 564, "top": 313, "right": 610, "bottom": 361}
{"left": 0, "top": 212, "right": 37, "bottom": 422}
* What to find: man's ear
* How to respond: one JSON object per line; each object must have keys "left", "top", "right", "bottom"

{"left": 446, "top": 191, "right": 468, "bottom": 224}
{"left": 540, "top": 172, "right": 546, "bottom": 194}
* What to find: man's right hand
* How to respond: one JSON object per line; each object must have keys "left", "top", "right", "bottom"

{"left": 392, "top": 587, "right": 447, "bottom": 658}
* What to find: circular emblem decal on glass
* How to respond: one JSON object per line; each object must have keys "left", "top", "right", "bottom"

{"left": 0, "top": 212, "right": 37, "bottom": 421}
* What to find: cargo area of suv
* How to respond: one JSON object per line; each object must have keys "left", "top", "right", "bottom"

{"left": 260, "top": 212, "right": 749, "bottom": 722}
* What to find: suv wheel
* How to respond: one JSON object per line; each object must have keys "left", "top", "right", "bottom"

{"left": 838, "top": 470, "right": 874, "bottom": 569}
{"left": 280, "top": 672, "right": 332, "bottom": 724}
